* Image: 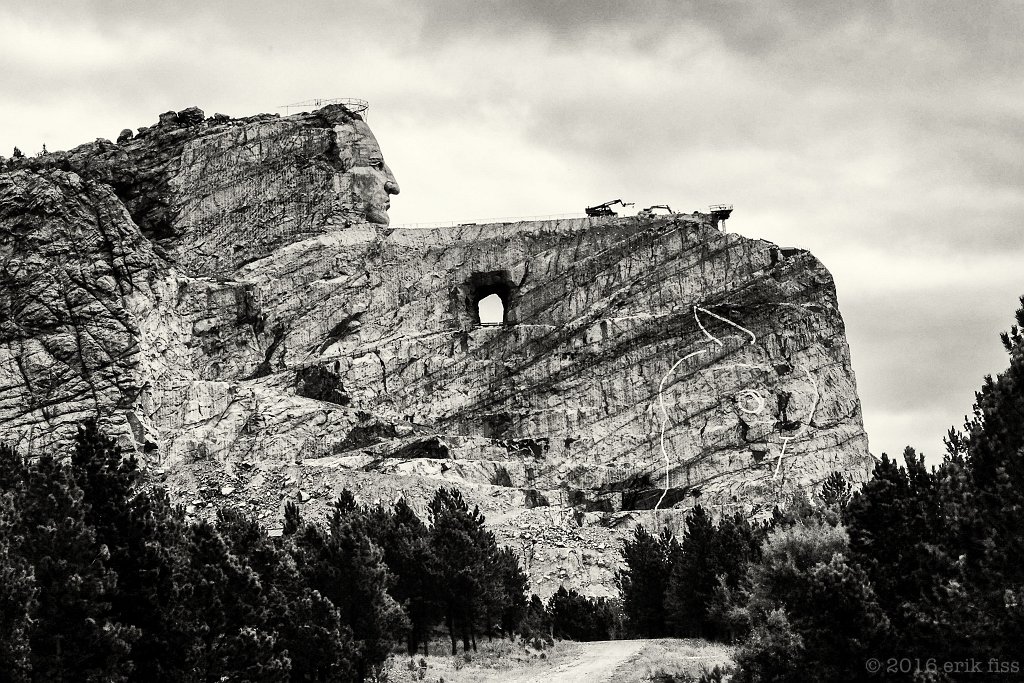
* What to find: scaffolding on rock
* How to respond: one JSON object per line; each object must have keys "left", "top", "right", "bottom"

{"left": 278, "top": 98, "right": 370, "bottom": 118}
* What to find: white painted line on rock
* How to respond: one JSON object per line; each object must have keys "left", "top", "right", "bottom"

{"left": 657, "top": 349, "right": 707, "bottom": 510}
{"left": 694, "top": 306, "right": 723, "bottom": 347}
{"left": 775, "top": 436, "right": 792, "bottom": 480}
{"left": 694, "top": 305, "right": 757, "bottom": 345}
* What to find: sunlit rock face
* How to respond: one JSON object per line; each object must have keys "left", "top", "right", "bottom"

{"left": 165, "top": 105, "right": 400, "bottom": 277}
{"left": 0, "top": 170, "right": 156, "bottom": 453}
{"left": 0, "top": 105, "right": 871, "bottom": 596}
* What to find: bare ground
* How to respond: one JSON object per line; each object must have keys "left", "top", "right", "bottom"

{"left": 513, "top": 639, "right": 645, "bottom": 683}
{"left": 385, "top": 638, "right": 734, "bottom": 683}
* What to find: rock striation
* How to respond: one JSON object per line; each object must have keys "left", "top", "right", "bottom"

{"left": 0, "top": 104, "right": 873, "bottom": 596}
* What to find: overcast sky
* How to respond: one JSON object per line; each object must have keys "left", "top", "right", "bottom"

{"left": 3, "top": 1, "right": 1020, "bottom": 463}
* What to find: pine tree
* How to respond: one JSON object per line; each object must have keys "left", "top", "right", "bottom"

{"left": 113, "top": 487, "right": 200, "bottom": 682}
{"left": 615, "top": 525, "right": 675, "bottom": 637}
{"left": 0, "top": 488, "right": 35, "bottom": 683}
{"left": 546, "top": 586, "right": 615, "bottom": 641}
{"left": 494, "top": 546, "right": 529, "bottom": 639}
{"left": 953, "top": 294, "right": 1024, "bottom": 655}
{"left": 16, "top": 454, "right": 136, "bottom": 680}
{"left": 293, "top": 491, "right": 405, "bottom": 680}
{"left": 376, "top": 498, "right": 441, "bottom": 655}
{"left": 699, "top": 512, "right": 762, "bottom": 641}
{"left": 66, "top": 422, "right": 202, "bottom": 681}
{"left": 221, "top": 508, "right": 356, "bottom": 681}
{"left": 519, "top": 594, "right": 549, "bottom": 640}
{"left": 665, "top": 505, "right": 719, "bottom": 637}
{"left": 71, "top": 420, "right": 140, "bottom": 550}
{"left": 283, "top": 500, "right": 302, "bottom": 537}
{"left": 429, "top": 487, "right": 494, "bottom": 654}
{"left": 712, "top": 512, "right": 761, "bottom": 589}
{"left": 179, "top": 519, "right": 289, "bottom": 680}
{"left": 818, "top": 471, "right": 853, "bottom": 511}
{"left": 844, "top": 449, "right": 984, "bottom": 660}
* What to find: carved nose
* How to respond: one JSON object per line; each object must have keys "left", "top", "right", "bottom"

{"left": 385, "top": 180, "right": 400, "bottom": 195}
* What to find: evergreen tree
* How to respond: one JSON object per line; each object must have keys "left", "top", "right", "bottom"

{"left": 494, "top": 546, "right": 530, "bottom": 639}
{"left": 12, "top": 453, "right": 136, "bottom": 680}
{"left": 712, "top": 513, "right": 761, "bottom": 591}
{"left": 0, "top": 488, "right": 35, "bottom": 683}
{"left": 282, "top": 500, "right": 302, "bottom": 537}
{"left": 107, "top": 487, "right": 195, "bottom": 682}
{"left": 818, "top": 471, "right": 853, "bottom": 511}
{"left": 844, "top": 450, "right": 984, "bottom": 661}
{"left": 615, "top": 525, "right": 675, "bottom": 637}
{"left": 70, "top": 420, "right": 140, "bottom": 550}
{"left": 220, "top": 508, "right": 356, "bottom": 681}
{"left": 518, "top": 594, "right": 549, "bottom": 640}
{"left": 429, "top": 487, "right": 491, "bottom": 654}
{"left": 546, "top": 586, "right": 615, "bottom": 641}
{"left": 178, "top": 519, "right": 289, "bottom": 680}
{"left": 67, "top": 423, "right": 201, "bottom": 681}
{"left": 698, "top": 512, "right": 762, "bottom": 641}
{"left": 376, "top": 498, "right": 441, "bottom": 655}
{"left": 665, "top": 506, "right": 718, "bottom": 637}
{"left": 952, "top": 294, "right": 1024, "bottom": 655}
{"left": 967, "top": 294, "right": 1024, "bottom": 492}
{"left": 791, "top": 556, "right": 889, "bottom": 681}
{"left": 293, "top": 491, "right": 405, "bottom": 680}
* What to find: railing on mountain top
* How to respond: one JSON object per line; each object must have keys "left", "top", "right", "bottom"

{"left": 278, "top": 98, "right": 370, "bottom": 117}
{"left": 390, "top": 212, "right": 590, "bottom": 230}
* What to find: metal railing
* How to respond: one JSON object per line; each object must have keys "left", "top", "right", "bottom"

{"left": 278, "top": 98, "right": 370, "bottom": 118}
{"left": 391, "top": 212, "right": 590, "bottom": 230}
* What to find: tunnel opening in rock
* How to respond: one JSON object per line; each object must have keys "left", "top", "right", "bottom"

{"left": 478, "top": 293, "right": 504, "bottom": 325}
{"left": 466, "top": 271, "right": 516, "bottom": 327}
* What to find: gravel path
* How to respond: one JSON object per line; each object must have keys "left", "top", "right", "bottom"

{"left": 517, "top": 639, "right": 646, "bottom": 683}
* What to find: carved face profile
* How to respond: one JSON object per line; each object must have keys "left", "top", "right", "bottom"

{"left": 332, "top": 119, "right": 400, "bottom": 225}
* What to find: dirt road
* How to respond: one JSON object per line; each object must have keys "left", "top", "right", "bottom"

{"left": 385, "top": 637, "right": 734, "bottom": 682}
{"left": 517, "top": 639, "right": 646, "bottom": 683}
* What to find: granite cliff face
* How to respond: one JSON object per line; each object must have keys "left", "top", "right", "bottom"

{"left": 0, "top": 104, "right": 873, "bottom": 596}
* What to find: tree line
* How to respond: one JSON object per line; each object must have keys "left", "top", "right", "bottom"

{"left": 0, "top": 422, "right": 616, "bottom": 682}
{"left": 616, "top": 296, "right": 1024, "bottom": 681}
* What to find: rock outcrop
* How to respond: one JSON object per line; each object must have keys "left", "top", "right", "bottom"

{"left": 0, "top": 104, "right": 873, "bottom": 596}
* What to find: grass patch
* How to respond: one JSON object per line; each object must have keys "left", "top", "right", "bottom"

{"left": 384, "top": 637, "right": 581, "bottom": 683}
{"left": 610, "top": 639, "right": 735, "bottom": 683}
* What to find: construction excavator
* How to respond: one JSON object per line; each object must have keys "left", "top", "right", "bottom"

{"left": 709, "top": 204, "right": 734, "bottom": 230}
{"left": 585, "top": 199, "right": 634, "bottom": 217}
{"left": 638, "top": 204, "right": 673, "bottom": 217}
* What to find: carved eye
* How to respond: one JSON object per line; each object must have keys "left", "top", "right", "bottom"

{"left": 368, "top": 157, "right": 384, "bottom": 170}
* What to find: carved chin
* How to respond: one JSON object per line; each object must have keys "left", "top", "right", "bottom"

{"left": 366, "top": 205, "right": 390, "bottom": 225}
